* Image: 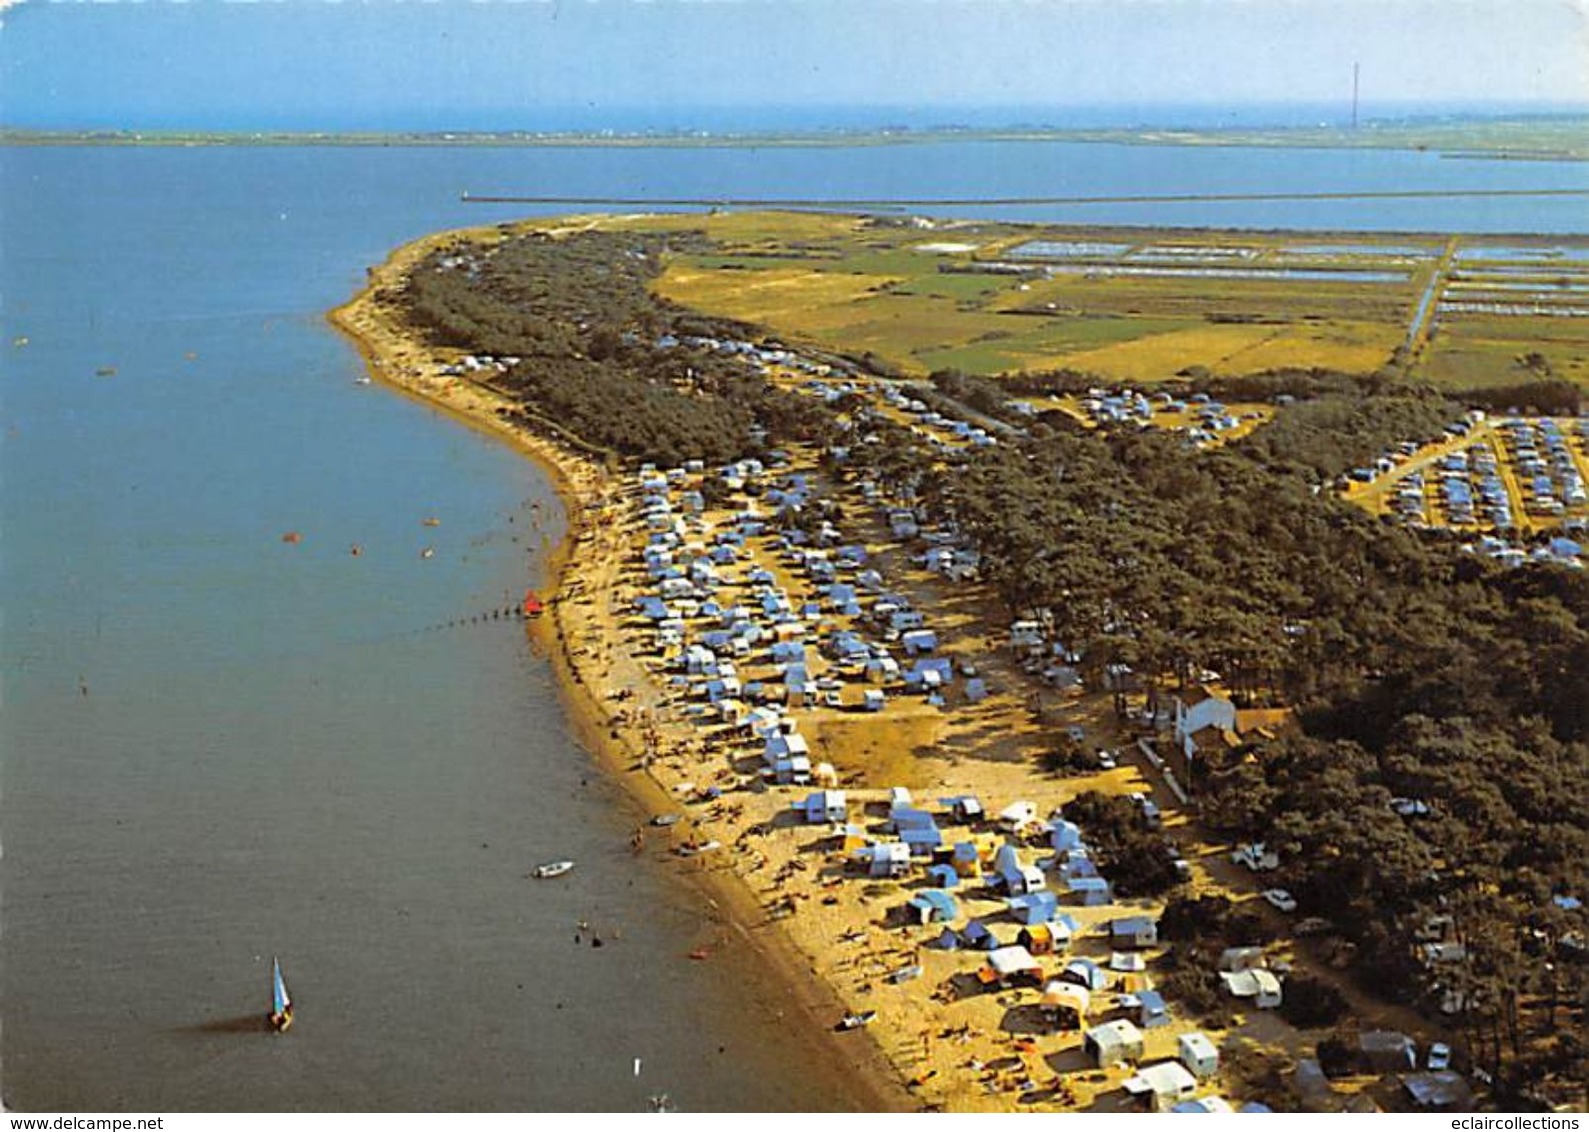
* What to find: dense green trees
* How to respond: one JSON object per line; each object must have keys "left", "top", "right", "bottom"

{"left": 1235, "top": 386, "right": 1461, "bottom": 481}
{"left": 398, "top": 227, "right": 836, "bottom": 467}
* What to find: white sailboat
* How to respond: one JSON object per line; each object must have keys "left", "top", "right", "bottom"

{"left": 269, "top": 956, "right": 293, "bottom": 1033}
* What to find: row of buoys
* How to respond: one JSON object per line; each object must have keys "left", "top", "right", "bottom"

{"left": 421, "top": 603, "right": 539, "bottom": 633}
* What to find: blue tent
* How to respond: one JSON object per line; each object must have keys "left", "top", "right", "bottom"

{"left": 929, "top": 926, "right": 961, "bottom": 951}
{"left": 908, "top": 890, "right": 959, "bottom": 924}
{"left": 891, "top": 807, "right": 938, "bottom": 832}
{"left": 1061, "top": 957, "right": 1109, "bottom": 991}
{"left": 1007, "top": 891, "right": 1060, "bottom": 925}
{"left": 1068, "top": 875, "right": 1112, "bottom": 906}
{"left": 1137, "top": 989, "right": 1171, "bottom": 1028}
{"left": 962, "top": 919, "right": 999, "bottom": 951}
{"left": 900, "top": 823, "right": 941, "bottom": 853}
{"left": 1050, "top": 819, "right": 1083, "bottom": 851}
{"left": 951, "top": 842, "right": 981, "bottom": 876}
{"left": 927, "top": 864, "right": 960, "bottom": 889}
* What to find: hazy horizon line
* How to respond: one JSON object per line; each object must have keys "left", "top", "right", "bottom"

{"left": 6, "top": 100, "right": 1589, "bottom": 136}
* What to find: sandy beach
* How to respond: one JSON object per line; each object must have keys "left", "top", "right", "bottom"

{"left": 329, "top": 224, "right": 917, "bottom": 1112}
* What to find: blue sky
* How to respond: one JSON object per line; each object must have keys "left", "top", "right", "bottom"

{"left": 2, "top": 0, "right": 1586, "bottom": 131}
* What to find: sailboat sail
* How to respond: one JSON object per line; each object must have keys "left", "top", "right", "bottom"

{"left": 272, "top": 957, "right": 291, "bottom": 1016}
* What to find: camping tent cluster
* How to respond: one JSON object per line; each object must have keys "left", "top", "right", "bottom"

{"left": 629, "top": 456, "right": 982, "bottom": 775}
{"left": 804, "top": 789, "right": 1213, "bottom": 1048}
{"left": 615, "top": 414, "right": 1253, "bottom": 1112}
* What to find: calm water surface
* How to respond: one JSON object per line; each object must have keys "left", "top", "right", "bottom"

{"left": 1, "top": 141, "right": 1583, "bottom": 1111}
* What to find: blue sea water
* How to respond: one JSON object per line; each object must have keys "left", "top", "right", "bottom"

{"left": 0, "top": 139, "right": 1583, "bottom": 1112}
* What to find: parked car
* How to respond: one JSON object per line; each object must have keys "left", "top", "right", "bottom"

{"left": 1262, "top": 888, "right": 1298, "bottom": 913}
{"left": 1095, "top": 750, "right": 1118, "bottom": 770}
{"left": 1231, "top": 842, "right": 1280, "bottom": 871}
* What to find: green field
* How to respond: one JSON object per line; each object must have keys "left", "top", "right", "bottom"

{"left": 1424, "top": 317, "right": 1589, "bottom": 387}
{"left": 608, "top": 211, "right": 1589, "bottom": 387}
{"left": 641, "top": 214, "right": 1432, "bottom": 381}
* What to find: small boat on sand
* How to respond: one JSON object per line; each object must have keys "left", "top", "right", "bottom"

{"left": 675, "top": 840, "right": 720, "bottom": 858}
{"left": 532, "top": 860, "right": 574, "bottom": 878}
{"left": 268, "top": 956, "right": 293, "bottom": 1033}
{"left": 837, "top": 1010, "right": 876, "bottom": 1031}
{"left": 650, "top": 813, "right": 681, "bottom": 828}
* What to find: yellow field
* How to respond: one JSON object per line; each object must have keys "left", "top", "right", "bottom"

{"left": 1017, "top": 323, "right": 1394, "bottom": 383}
{"left": 654, "top": 266, "right": 901, "bottom": 324}
{"left": 601, "top": 208, "right": 867, "bottom": 245}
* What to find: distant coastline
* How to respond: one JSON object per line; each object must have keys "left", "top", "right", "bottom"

{"left": 5, "top": 114, "right": 1588, "bottom": 160}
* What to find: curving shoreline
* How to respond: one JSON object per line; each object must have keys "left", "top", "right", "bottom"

{"left": 327, "top": 224, "right": 915, "bottom": 1113}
